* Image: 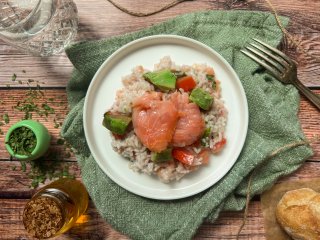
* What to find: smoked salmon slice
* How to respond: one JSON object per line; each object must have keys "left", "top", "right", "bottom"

{"left": 170, "top": 92, "right": 205, "bottom": 147}
{"left": 132, "top": 92, "right": 179, "bottom": 153}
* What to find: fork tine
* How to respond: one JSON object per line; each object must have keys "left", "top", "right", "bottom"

{"left": 252, "top": 38, "right": 294, "bottom": 64}
{"left": 249, "top": 43, "right": 289, "bottom": 68}
{"left": 241, "top": 50, "right": 280, "bottom": 78}
{"left": 245, "top": 46, "right": 284, "bottom": 72}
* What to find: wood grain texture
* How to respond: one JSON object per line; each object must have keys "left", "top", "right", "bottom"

{"left": 0, "top": 199, "right": 265, "bottom": 240}
{"left": 2, "top": 160, "right": 320, "bottom": 200}
{"left": 0, "top": 0, "right": 319, "bottom": 87}
{"left": 0, "top": 0, "right": 319, "bottom": 239}
{"left": 0, "top": 89, "right": 73, "bottom": 159}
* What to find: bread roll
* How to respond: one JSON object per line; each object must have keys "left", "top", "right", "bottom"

{"left": 276, "top": 188, "right": 320, "bottom": 240}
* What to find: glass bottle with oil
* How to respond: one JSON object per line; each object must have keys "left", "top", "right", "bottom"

{"left": 23, "top": 178, "right": 89, "bottom": 239}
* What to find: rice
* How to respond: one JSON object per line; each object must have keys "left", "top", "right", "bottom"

{"left": 108, "top": 56, "right": 228, "bottom": 183}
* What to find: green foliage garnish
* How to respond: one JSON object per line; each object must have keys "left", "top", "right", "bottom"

{"left": 206, "top": 74, "right": 216, "bottom": 89}
{"left": 11, "top": 73, "right": 17, "bottom": 81}
{"left": 3, "top": 113, "right": 9, "bottom": 124}
{"left": 7, "top": 127, "right": 37, "bottom": 155}
{"left": 3, "top": 73, "right": 75, "bottom": 188}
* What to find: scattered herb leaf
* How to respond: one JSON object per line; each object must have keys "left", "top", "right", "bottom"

{"left": 21, "top": 161, "right": 27, "bottom": 172}
{"left": 57, "top": 138, "right": 65, "bottom": 145}
{"left": 11, "top": 73, "right": 17, "bottom": 81}
{"left": 3, "top": 113, "right": 9, "bottom": 124}
{"left": 206, "top": 74, "right": 216, "bottom": 89}
{"left": 3, "top": 75, "right": 74, "bottom": 188}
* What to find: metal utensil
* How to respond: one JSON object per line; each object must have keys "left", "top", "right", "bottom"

{"left": 241, "top": 38, "right": 320, "bottom": 110}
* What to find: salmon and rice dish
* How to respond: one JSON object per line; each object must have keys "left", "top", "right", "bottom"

{"left": 102, "top": 56, "right": 228, "bottom": 183}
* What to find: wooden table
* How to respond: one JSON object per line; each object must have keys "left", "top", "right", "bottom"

{"left": 0, "top": 0, "right": 319, "bottom": 239}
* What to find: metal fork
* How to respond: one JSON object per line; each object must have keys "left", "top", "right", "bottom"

{"left": 241, "top": 38, "right": 320, "bottom": 110}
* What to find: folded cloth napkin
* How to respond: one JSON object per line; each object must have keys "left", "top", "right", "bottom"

{"left": 61, "top": 10, "right": 313, "bottom": 240}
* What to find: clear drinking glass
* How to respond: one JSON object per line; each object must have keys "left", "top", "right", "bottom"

{"left": 0, "top": 0, "right": 78, "bottom": 56}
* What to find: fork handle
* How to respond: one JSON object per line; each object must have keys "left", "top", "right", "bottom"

{"left": 293, "top": 79, "right": 320, "bottom": 110}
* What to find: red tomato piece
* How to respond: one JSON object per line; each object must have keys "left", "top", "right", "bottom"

{"left": 176, "top": 76, "right": 196, "bottom": 92}
{"left": 198, "top": 148, "right": 210, "bottom": 164}
{"left": 112, "top": 133, "right": 125, "bottom": 140}
{"left": 172, "top": 148, "right": 195, "bottom": 166}
{"left": 213, "top": 138, "right": 227, "bottom": 153}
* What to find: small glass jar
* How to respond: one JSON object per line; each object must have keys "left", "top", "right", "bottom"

{"left": 23, "top": 178, "right": 89, "bottom": 239}
{"left": 0, "top": 0, "right": 78, "bottom": 56}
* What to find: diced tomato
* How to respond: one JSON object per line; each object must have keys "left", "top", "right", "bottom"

{"left": 198, "top": 148, "right": 210, "bottom": 164}
{"left": 172, "top": 148, "right": 195, "bottom": 166}
{"left": 112, "top": 133, "right": 125, "bottom": 140}
{"left": 213, "top": 138, "right": 227, "bottom": 153}
{"left": 176, "top": 76, "right": 196, "bottom": 91}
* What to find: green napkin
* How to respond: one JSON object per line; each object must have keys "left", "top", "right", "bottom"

{"left": 61, "top": 10, "right": 313, "bottom": 240}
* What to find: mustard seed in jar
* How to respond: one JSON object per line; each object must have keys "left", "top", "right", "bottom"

{"left": 23, "top": 178, "right": 88, "bottom": 239}
{"left": 23, "top": 196, "right": 64, "bottom": 239}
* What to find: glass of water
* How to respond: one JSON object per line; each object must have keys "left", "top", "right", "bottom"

{"left": 0, "top": 0, "right": 78, "bottom": 56}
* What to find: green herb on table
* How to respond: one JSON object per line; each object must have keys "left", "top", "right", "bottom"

{"left": 53, "top": 119, "right": 60, "bottom": 128}
{"left": 4, "top": 74, "right": 75, "bottom": 188}
{"left": 41, "top": 103, "right": 55, "bottom": 116}
{"left": 26, "top": 149, "right": 76, "bottom": 188}
{"left": 14, "top": 88, "right": 55, "bottom": 120}
{"left": 3, "top": 113, "right": 9, "bottom": 124}
{"left": 56, "top": 138, "right": 65, "bottom": 145}
{"left": 6, "top": 126, "right": 37, "bottom": 156}
{"left": 11, "top": 166, "right": 16, "bottom": 171}
{"left": 21, "top": 161, "right": 27, "bottom": 172}
{"left": 11, "top": 73, "right": 17, "bottom": 81}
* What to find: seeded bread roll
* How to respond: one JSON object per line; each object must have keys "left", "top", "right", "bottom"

{"left": 276, "top": 188, "right": 320, "bottom": 240}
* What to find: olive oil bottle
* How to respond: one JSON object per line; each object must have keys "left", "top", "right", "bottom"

{"left": 23, "top": 178, "right": 89, "bottom": 239}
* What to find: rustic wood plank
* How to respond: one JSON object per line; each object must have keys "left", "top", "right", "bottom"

{"left": 1, "top": 160, "right": 320, "bottom": 199}
{"left": 0, "top": 199, "right": 128, "bottom": 240}
{"left": 0, "top": 0, "right": 319, "bottom": 87}
{"left": 0, "top": 161, "right": 81, "bottom": 198}
{"left": 299, "top": 90, "right": 320, "bottom": 161}
{"left": 0, "top": 198, "right": 265, "bottom": 240}
{"left": 231, "top": 0, "right": 320, "bottom": 86}
{"left": 0, "top": 89, "right": 75, "bottom": 160}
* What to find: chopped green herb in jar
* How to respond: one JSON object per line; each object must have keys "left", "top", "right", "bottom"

{"left": 7, "top": 127, "right": 37, "bottom": 156}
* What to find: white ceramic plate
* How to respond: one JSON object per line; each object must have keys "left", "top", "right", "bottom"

{"left": 83, "top": 35, "right": 248, "bottom": 200}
